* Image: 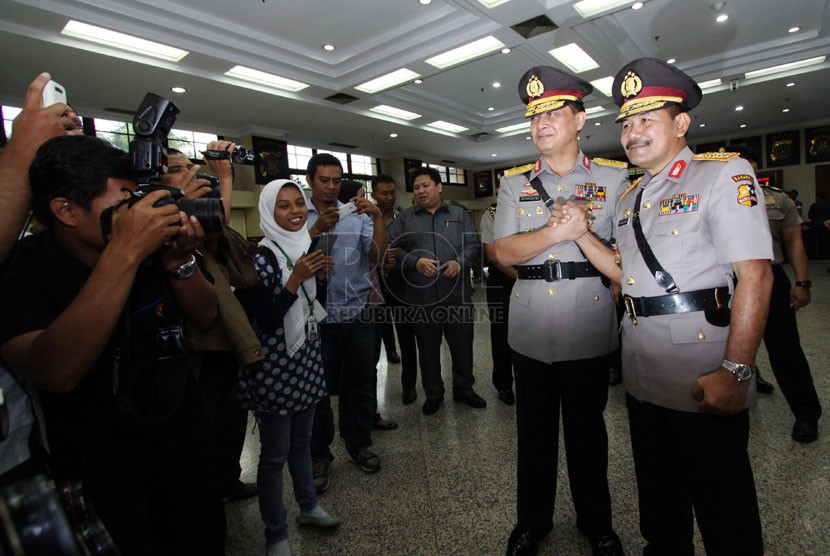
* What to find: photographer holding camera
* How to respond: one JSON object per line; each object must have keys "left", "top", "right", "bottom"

{"left": 0, "top": 134, "right": 225, "bottom": 556}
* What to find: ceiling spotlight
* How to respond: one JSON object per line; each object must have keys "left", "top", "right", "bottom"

{"left": 492, "top": 81, "right": 501, "bottom": 88}
{"left": 526, "top": 136, "right": 531, "bottom": 140}
{"left": 419, "top": 0, "right": 431, "bottom": 4}
{"left": 716, "top": 14, "right": 728, "bottom": 22}
{"left": 782, "top": 108, "right": 790, "bottom": 113}
{"left": 323, "top": 44, "right": 335, "bottom": 51}
{"left": 488, "top": 107, "right": 495, "bottom": 111}
{"left": 414, "top": 79, "right": 423, "bottom": 84}
{"left": 788, "top": 26, "right": 800, "bottom": 33}
{"left": 699, "top": 123, "right": 706, "bottom": 127}
{"left": 666, "top": 58, "right": 676, "bottom": 64}
{"left": 171, "top": 86, "right": 186, "bottom": 93}
{"left": 739, "top": 123, "right": 747, "bottom": 128}
{"left": 501, "top": 48, "right": 511, "bottom": 54}
{"left": 735, "top": 105, "right": 744, "bottom": 111}
{"left": 390, "top": 133, "right": 398, "bottom": 138}
{"left": 786, "top": 82, "right": 796, "bottom": 87}
{"left": 594, "top": 121, "right": 602, "bottom": 126}
{"left": 632, "top": 2, "right": 644, "bottom": 9}
{"left": 491, "top": 153, "right": 498, "bottom": 157}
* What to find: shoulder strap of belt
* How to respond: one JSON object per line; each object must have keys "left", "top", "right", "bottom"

{"left": 632, "top": 187, "right": 679, "bottom": 294}
{"left": 528, "top": 174, "right": 556, "bottom": 214}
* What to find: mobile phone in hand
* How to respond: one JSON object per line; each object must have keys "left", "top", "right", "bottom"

{"left": 42, "top": 80, "right": 67, "bottom": 107}
{"left": 308, "top": 233, "right": 338, "bottom": 256}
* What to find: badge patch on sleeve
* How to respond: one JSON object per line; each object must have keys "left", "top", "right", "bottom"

{"left": 733, "top": 175, "right": 758, "bottom": 207}
{"left": 574, "top": 183, "right": 606, "bottom": 202}
{"left": 659, "top": 193, "right": 699, "bottom": 216}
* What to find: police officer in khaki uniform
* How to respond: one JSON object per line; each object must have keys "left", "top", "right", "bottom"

{"left": 493, "top": 67, "right": 628, "bottom": 556}
{"left": 732, "top": 144, "right": 822, "bottom": 443}
{"left": 560, "top": 58, "right": 773, "bottom": 556}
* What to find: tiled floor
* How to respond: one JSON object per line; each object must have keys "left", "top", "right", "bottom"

{"left": 226, "top": 262, "right": 830, "bottom": 556}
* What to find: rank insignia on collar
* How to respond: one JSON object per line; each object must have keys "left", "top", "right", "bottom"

{"left": 668, "top": 160, "right": 686, "bottom": 179}
{"left": 534, "top": 159, "right": 542, "bottom": 173}
{"left": 659, "top": 193, "right": 699, "bottom": 216}
{"left": 583, "top": 155, "right": 591, "bottom": 169}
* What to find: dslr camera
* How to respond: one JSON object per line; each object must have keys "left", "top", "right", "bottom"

{"left": 201, "top": 145, "right": 256, "bottom": 165}
{"left": 100, "top": 93, "right": 226, "bottom": 239}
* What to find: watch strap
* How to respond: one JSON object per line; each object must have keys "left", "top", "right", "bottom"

{"left": 795, "top": 280, "right": 812, "bottom": 289}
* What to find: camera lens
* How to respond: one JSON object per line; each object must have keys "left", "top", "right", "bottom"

{"left": 179, "top": 198, "right": 225, "bottom": 233}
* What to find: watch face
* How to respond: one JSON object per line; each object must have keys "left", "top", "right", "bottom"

{"left": 735, "top": 365, "right": 753, "bottom": 381}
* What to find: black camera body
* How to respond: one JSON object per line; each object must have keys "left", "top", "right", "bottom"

{"left": 202, "top": 145, "right": 256, "bottom": 165}
{"left": 100, "top": 93, "right": 225, "bottom": 239}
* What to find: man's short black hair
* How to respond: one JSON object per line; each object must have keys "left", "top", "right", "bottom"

{"left": 410, "top": 166, "right": 442, "bottom": 185}
{"left": 562, "top": 99, "right": 585, "bottom": 114}
{"left": 29, "top": 135, "right": 131, "bottom": 228}
{"left": 307, "top": 153, "right": 343, "bottom": 179}
{"left": 167, "top": 147, "right": 185, "bottom": 156}
{"left": 372, "top": 174, "right": 396, "bottom": 188}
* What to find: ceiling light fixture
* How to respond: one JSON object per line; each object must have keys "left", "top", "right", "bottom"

{"left": 476, "top": 0, "right": 512, "bottom": 8}
{"left": 573, "top": 0, "right": 638, "bottom": 18}
{"left": 501, "top": 48, "right": 511, "bottom": 54}
{"left": 495, "top": 122, "right": 530, "bottom": 134}
{"left": 585, "top": 106, "right": 605, "bottom": 115}
{"left": 488, "top": 107, "right": 495, "bottom": 111}
{"left": 740, "top": 123, "right": 747, "bottom": 128}
{"left": 492, "top": 81, "right": 501, "bottom": 88}
{"left": 632, "top": 2, "right": 644, "bottom": 9}
{"left": 414, "top": 79, "right": 423, "bottom": 84}
{"left": 356, "top": 68, "right": 420, "bottom": 94}
{"left": 419, "top": 0, "right": 431, "bottom": 5}
{"left": 699, "top": 123, "right": 706, "bottom": 127}
{"left": 427, "top": 120, "right": 469, "bottom": 133}
{"left": 425, "top": 36, "right": 505, "bottom": 69}
{"left": 782, "top": 108, "right": 790, "bottom": 112}
{"left": 171, "top": 86, "right": 186, "bottom": 93}
{"left": 666, "top": 58, "right": 677, "bottom": 64}
{"left": 590, "top": 76, "right": 614, "bottom": 96}
{"left": 716, "top": 14, "right": 729, "bottom": 22}
{"left": 323, "top": 44, "right": 335, "bottom": 51}
{"left": 594, "top": 121, "right": 602, "bottom": 126}
{"left": 698, "top": 78, "right": 722, "bottom": 90}
{"left": 745, "top": 56, "right": 826, "bottom": 79}
{"left": 548, "top": 43, "right": 599, "bottom": 73}
{"left": 788, "top": 26, "right": 800, "bottom": 33}
{"left": 491, "top": 153, "right": 498, "bottom": 157}
{"left": 225, "top": 65, "right": 309, "bottom": 92}
{"left": 786, "top": 82, "right": 796, "bottom": 87}
{"left": 735, "top": 105, "right": 744, "bottom": 111}
{"left": 61, "top": 20, "right": 189, "bottom": 61}
{"left": 370, "top": 104, "right": 422, "bottom": 120}
{"left": 390, "top": 133, "right": 399, "bottom": 138}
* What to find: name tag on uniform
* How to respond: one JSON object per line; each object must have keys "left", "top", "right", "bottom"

{"left": 520, "top": 194, "right": 541, "bottom": 202}
{"left": 617, "top": 217, "right": 630, "bottom": 227}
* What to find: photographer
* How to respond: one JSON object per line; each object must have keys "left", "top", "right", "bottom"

{"left": 0, "top": 135, "right": 225, "bottom": 555}
{"left": 163, "top": 142, "right": 262, "bottom": 502}
{"left": 0, "top": 72, "right": 82, "bottom": 486}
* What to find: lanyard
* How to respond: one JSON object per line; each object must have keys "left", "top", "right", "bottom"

{"left": 268, "top": 239, "right": 315, "bottom": 310}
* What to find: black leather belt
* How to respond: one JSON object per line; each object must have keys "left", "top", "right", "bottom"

{"left": 515, "top": 260, "right": 602, "bottom": 282}
{"left": 622, "top": 286, "right": 730, "bottom": 325}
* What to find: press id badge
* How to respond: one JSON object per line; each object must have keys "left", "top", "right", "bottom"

{"left": 307, "top": 315, "right": 319, "bottom": 341}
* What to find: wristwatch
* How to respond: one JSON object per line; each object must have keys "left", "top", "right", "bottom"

{"left": 721, "top": 359, "right": 754, "bottom": 382}
{"left": 167, "top": 254, "right": 197, "bottom": 280}
{"left": 794, "top": 280, "right": 812, "bottom": 289}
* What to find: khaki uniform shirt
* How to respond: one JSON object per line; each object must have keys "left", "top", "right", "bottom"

{"left": 494, "top": 153, "right": 628, "bottom": 363}
{"left": 762, "top": 186, "right": 802, "bottom": 265}
{"left": 616, "top": 147, "right": 773, "bottom": 412}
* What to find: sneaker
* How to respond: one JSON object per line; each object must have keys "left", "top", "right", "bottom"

{"left": 296, "top": 506, "right": 341, "bottom": 529}
{"left": 312, "top": 458, "right": 330, "bottom": 493}
{"left": 350, "top": 448, "right": 381, "bottom": 473}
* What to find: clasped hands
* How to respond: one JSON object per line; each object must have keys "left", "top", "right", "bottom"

{"left": 545, "top": 201, "right": 593, "bottom": 241}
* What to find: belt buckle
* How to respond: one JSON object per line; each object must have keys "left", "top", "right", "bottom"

{"left": 544, "top": 259, "right": 562, "bottom": 282}
{"left": 623, "top": 295, "right": 638, "bottom": 325}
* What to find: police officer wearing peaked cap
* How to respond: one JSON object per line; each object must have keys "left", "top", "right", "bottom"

{"left": 559, "top": 58, "right": 773, "bottom": 556}
{"left": 493, "top": 66, "right": 628, "bottom": 556}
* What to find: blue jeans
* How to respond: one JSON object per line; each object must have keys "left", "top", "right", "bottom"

{"left": 257, "top": 405, "right": 318, "bottom": 545}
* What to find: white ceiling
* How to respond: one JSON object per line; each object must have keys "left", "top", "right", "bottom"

{"left": 1, "top": 0, "right": 829, "bottom": 169}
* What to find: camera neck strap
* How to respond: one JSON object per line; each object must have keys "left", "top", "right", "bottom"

{"left": 632, "top": 186, "right": 679, "bottom": 294}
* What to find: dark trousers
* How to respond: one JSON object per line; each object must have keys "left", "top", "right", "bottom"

{"left": 311, "top": 314, "right": 376, "bottom": 460}
{"left": 626, "top": 395, "right": 763, "bottom": 556}
{"left": 198, "top": 351, "right": 248, "bottom": 489}
{"left": 412, "top": 304, "right": 475, "bottom": 401}
{"left": 513, "top": 352, "right": 612, "bottom": 538}
{"left": 763, "top": 264, "right": 822, "bottom": 423}
{"left": 485, "top": 268, "right": 515, "bottom": 392}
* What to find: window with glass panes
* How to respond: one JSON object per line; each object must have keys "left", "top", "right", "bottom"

{"left": 286, "top": 144, "right": 381, "bottom": 193}
{"left": 424, "top": 163, "right": 467, "bottom": 186}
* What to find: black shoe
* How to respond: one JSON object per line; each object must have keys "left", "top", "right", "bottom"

{"left": 220, "top": 480, "right": 258, "bottom": 502}
{"left": 402, "top": 388, "right": 417, "bottom": 405}
{"left": 453, "top": 390, "right": 487, "bottom": 408}
{"left": 792, "top": 420, "right": 818, "bottom": 443}
{"left": 498, "top": 389, "right": 515, "bottom": 406}
{"left": 609, "top": 367, "right": 622, "bottom": 386}
{"left": 591, "top": 531, "right": 625, "bottom": 556}
{"left": 386, "top": 351, "right": 401, "bottom": 364}
{"left": 312, "top": 458, "right": 330, "bottom": 493}
{"left": 373, "top": 417, "right": 399, "bottom": 430}
{"left": 754, "top": 367, "right": 774, "bottom": 394}
{"left": 422, "top": 398, "right": 442, "bottom": 415}
{"left": 350, "top": 448, "right": 381, "bottom": 473}
{"left": 506, "top": 526, "right": 547, "bottom": 556}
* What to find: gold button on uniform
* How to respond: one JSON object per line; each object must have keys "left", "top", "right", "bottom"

{"left": 548, "top": 289, "right": 556, "bottom": 296}
{"left": 698, "top": 332, "right": 706, "bottom": 340}
{"left": 626, "top": 277, "right": 635, "bottom": 285}
{"left": 558, "top": 185, "right": 565, "bottom": 192}
{"left": 515, "top": 292, "right": 520, "bottom": 298}
{"left": 624, "top": 208, "right": 632, "bottom": 217}
{"left": 548, "top": 253, "right": 557, "bottom": 260}
{"left": 671, "top": 228, "right": 678, "bottom": 235}
{"left": 643, "top": 200, "right": 652, "bottom": 209}
{"left": 594, "top": 295, "right": 600, "bottom": 301}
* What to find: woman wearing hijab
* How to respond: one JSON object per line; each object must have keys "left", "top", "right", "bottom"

{"left": 240, "top": 179, "right": 339, "bottom": 556}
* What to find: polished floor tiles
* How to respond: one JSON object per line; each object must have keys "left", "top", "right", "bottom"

{"left": 227, "top": 262, "right": 830, "bottom": 556}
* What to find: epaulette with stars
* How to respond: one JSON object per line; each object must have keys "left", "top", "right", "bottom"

{"left": 592, "top": 157, "right": 628, "bottom": 169}
{"left": 504, "top": 163, "right": 535, "bottom": 177}
{"left": 692, "top": 152, "right": 739, "bottom": 162}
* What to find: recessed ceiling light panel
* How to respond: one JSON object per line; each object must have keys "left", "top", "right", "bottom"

{"left": 61, "top": 20, "right": 189, "bottom": 61}
{"left": 225, "top": 65, "right": 309, "bottom": 92}
{"left": 745, "top": 56, "right": 826, "bottom": 79}
{"left": 427, "top": 120, "right": 469, "bottom": 133}
{"left": 370, "top": 104, "right": 422, "bottom": 120}
{"left": 425, "top": 36, "right": 505, "bottom": 69}
{"left": 356, "top": 68, "right": 420, "bottom": 94}
{"left": 548, "top": 43, "right": 599, "bottom": 73}
{"left": 574, "top": 0, "right": 637, "bottom": 18}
